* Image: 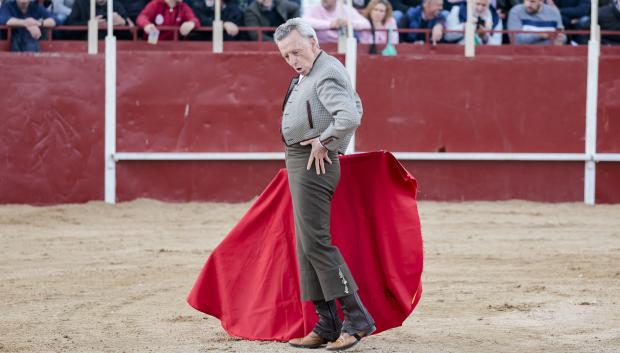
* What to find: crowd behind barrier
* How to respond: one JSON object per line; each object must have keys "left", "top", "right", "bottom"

{"left": 1, "top": 0, "right": 620, "bottom": 52}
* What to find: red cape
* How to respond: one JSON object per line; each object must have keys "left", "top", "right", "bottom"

{"left": 187, "top": 151, "right": 423, "bottom": 341}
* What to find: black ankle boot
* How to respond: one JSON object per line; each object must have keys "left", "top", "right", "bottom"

{"left": 311, "top": 299, "right": 342, "bottom": 342}
{"left": 338, "top": 292, "right": 375, "bottom": 335}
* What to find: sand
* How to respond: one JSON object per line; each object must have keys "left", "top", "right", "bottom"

{"left": 0, "top": 199, "right": 619, "bottom": 353}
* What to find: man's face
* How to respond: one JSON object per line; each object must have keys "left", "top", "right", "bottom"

{"left": 16, "top": 0, "right": 30, "bottom": 10}
{"left": 257, "top": 0, "right": 273, "bottom": 9}
{"left": 524, "top": 0, "right": 542, "bottom": 14}
{"left": 321, "top": 0, "right": 338, "bottom": 11}
{"left": 423, "top": 0, "right": 443, "bottom": 19}
{"left": 474, "top": 0, "right": 489, "bottom": 16}
{"left": 276, "top": 30, "right": 319, "bottom": 76}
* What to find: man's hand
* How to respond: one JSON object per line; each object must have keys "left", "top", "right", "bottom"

{"left": 144, "top": 23, "right": 157, "bottom": 34}
{"left": 431, "top": 23, "right": 443, "bottom": 45}
{"left": 223, "top": 21, "right": 239, "bottom": 36}
{"left": 24, "top": 17, "right": 40, "bottom": 27}
{"left": 179, "top": 21, "right": 196, "bottom": 36}
{"left": 300, "top": 137, "right": 332, "bottom": 175}
{"left": 112, "top": 12, "right": 126, "bottom": 26}
{"left": 330, "top": 18, "right": 348, "bottom": 29}
{"left": 27, "top": 25, "right": 42, "bottom": 39}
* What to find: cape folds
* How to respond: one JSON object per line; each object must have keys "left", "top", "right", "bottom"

{"left": 187, "top": 151, "right": 423, "bottom": 341}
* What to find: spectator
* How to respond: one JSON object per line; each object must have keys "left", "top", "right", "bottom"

{"left": 599, "top": 0, "right": 620, "bottom": 45}
{"left": 0, "top": 0, "right": 56, "bottom": 52}
{"left": 496, "top": 0, "right": 520, "bottom": 19}
{"left": 546, "top": 0, "right": 589, "bottom": 30}
{"left": 137, "top": 0, "right": 200, "bottom": 40}
{"left": 507, "top": 0, "right": 565, "bottom": 45}
{"left": 67, "top": 0, "right": 130, "bottom": 38}
{"left": 358, "top": 0, "right": 399, "bottom": 44}
{"left": 188, "top": 0, "right": 244, "bottom": 40}
{"left": 445, "top": 0, "right": 503, "bottom": 45}
{"left": 400, "top": 0, "right": 446, "bottom": 44}
{"left": 244, "top": 0, "right": 299, "bottom": 41}
{"left": 47, "top": 0, "right": 72, "bottom": 24}
{"left": 303, "top": 0, "right": 370, "bottom": 43}
{"left": 118, "top": 0, "right": 146, "bottom": 23}
{"left": 389, "top": 0, "right": 421, "bottom": 22}
{"left": 67, "top": 0, "right": 129, "bottom": 26}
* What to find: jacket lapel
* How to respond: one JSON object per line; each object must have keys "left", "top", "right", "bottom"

{"left": 282, "top": 76, "right": 299, "bottom": 111}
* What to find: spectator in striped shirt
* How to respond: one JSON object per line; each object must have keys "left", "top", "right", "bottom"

{"left": 507, "top": 0, "right": 566, "bottom": 45}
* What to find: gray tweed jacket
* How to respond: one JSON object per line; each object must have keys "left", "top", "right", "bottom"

{"left": 281, "top": 51, "right": 362, "bottom": 154}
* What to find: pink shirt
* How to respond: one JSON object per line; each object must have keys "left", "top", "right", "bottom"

{"left": 357, "top": 17, "right": 399, "bottom": 45}
{"left": 303, "top": 4, "right": 371, "bottom": 43}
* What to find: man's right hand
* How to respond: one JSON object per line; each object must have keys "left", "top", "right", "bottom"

{"left": 144, "top": 23, "right": 157, "bottom": 34}
{"left": 329, "top": 18, "right": 347, "bottom": 29}
{"left": 27, "top": 25, "right": 42, "bottom": 39}
{"left": 223, "top": 21, "right": 239, "bottom": 36}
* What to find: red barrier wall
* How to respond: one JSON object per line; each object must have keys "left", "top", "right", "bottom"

{"left": 1, "top": 47, "right": 619, "bottom": 204}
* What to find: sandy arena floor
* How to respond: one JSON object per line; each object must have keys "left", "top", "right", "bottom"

{"left": 0, "top": 199, "right": 619, "bottom": 353}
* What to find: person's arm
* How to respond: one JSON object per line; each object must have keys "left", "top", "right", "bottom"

{"left": 36, "top": 3, "right": 56, "bottom": 26}
{"left": 507, "top": 7, "right": 543, "bottom": 44}
{"left": 303, "top": 7, "right": 332, "bottom": 30}
{"left": 243, "top": 7, "right": 261, "bottom": 41}
{"left": 488, "top": 16, "right": 502, "bottom": 45}
{"left": 388, "top": 17, "right": 399, "bottom": 44}
{"left": 347, "top": 6, "right": 370, "bottom": 30}
{"left": 66, "top": 0, "right": 88, "bottom": 25}
{"left": 181, "top": 3, "right": 200, "bottom": 28}
{"left": 559, "top": 0, "right": 590, "bottom": 19}
{"left": 136, "top": 0, "right": 157, "bottom": 28}
{"left": 112, "top": 1, "right": 130, "bottom": 24}
{"left": 444, "top": 5, "right": 464, "bottom": 42}
{"left": 52, "top": 0, "right": 72, "bottom": 16}
{"left": 316, "top": 69, "right": 362, "bottom": 152}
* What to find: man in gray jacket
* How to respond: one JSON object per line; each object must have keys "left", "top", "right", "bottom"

{"left": 244, "top": 0, "right": 299, "bottom": 41}
{"left": 275, "top": 18, "right": 375, "bottom": 352}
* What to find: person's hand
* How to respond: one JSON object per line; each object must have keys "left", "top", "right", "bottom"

{"left": 27, "top": 25, "right": 42, "bottom": 39}
{"left": 546, "top": 0, "right": 557, "bottom": 8}
{"left": 223, "top": 21, "right": 239, "bottom": 36}
{"left": 112, "top": 12, "right": 126, "bottom": 26}
{"left": 414, "top": 40, "right": 425, "bottom": 45}
{"left": 144, "top": 23, "right": 157, "bottom": 34}
{"left": 95, "top": 15, "right": 105, "bottom": 23}
{"left": 300, "top": 137, "right": 332, "bottom": 175}
{"left": 330, "top": 18, "right": 347, "bottom": 29}
{"left": 539, "top": 32, "right": 550, "bottom": 39}
{"left": 553, "top": 32, "right": 566, "bottom": 45}
{"left": 431, "top": 23, "right": 443, "bottom": 45}
{"left": 179, "top": 21, "right": 196, "bottom": 36}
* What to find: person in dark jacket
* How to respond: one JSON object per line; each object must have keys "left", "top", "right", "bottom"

{"left": 187, "top": 0, "right": 244, "bottom": 40}
{"left": 67, "top": 0, "right": 131, "bottom": 39}
{"left": 399, "top": 0, "right": 446, "bottom": 43}
{"left": 243, "top": 0, "right": 299, "bottom": 41}
{"left": 547, "top": 0, "right": 589, "bottom": 29}
{"left": 600, "top": 0, "right": 620, "bottom": 44}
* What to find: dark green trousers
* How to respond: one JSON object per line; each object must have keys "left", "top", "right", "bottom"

{"left": 285, "top": 144, "right": 359, "bottom": 301}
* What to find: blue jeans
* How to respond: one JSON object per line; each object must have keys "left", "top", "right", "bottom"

{"left": 11, "top": 28, "right": 40, "bottom": 52}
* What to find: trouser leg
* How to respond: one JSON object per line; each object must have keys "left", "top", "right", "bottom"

{"left": 311, "top": 299, "right": 342, "bottom": 341}
{"left": 338, "top": 292, "right": 375, "bottom": 335}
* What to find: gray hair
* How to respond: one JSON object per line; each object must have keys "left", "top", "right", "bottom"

{"left": 274, "top": 18, "right": 319, "bottom": 45}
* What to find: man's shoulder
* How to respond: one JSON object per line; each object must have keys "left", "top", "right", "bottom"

{"left": 541, "top": 4, "right": 562, "bottom": 18}
{"left": 313, "top": 53, "right": 348, "bottom": 81}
